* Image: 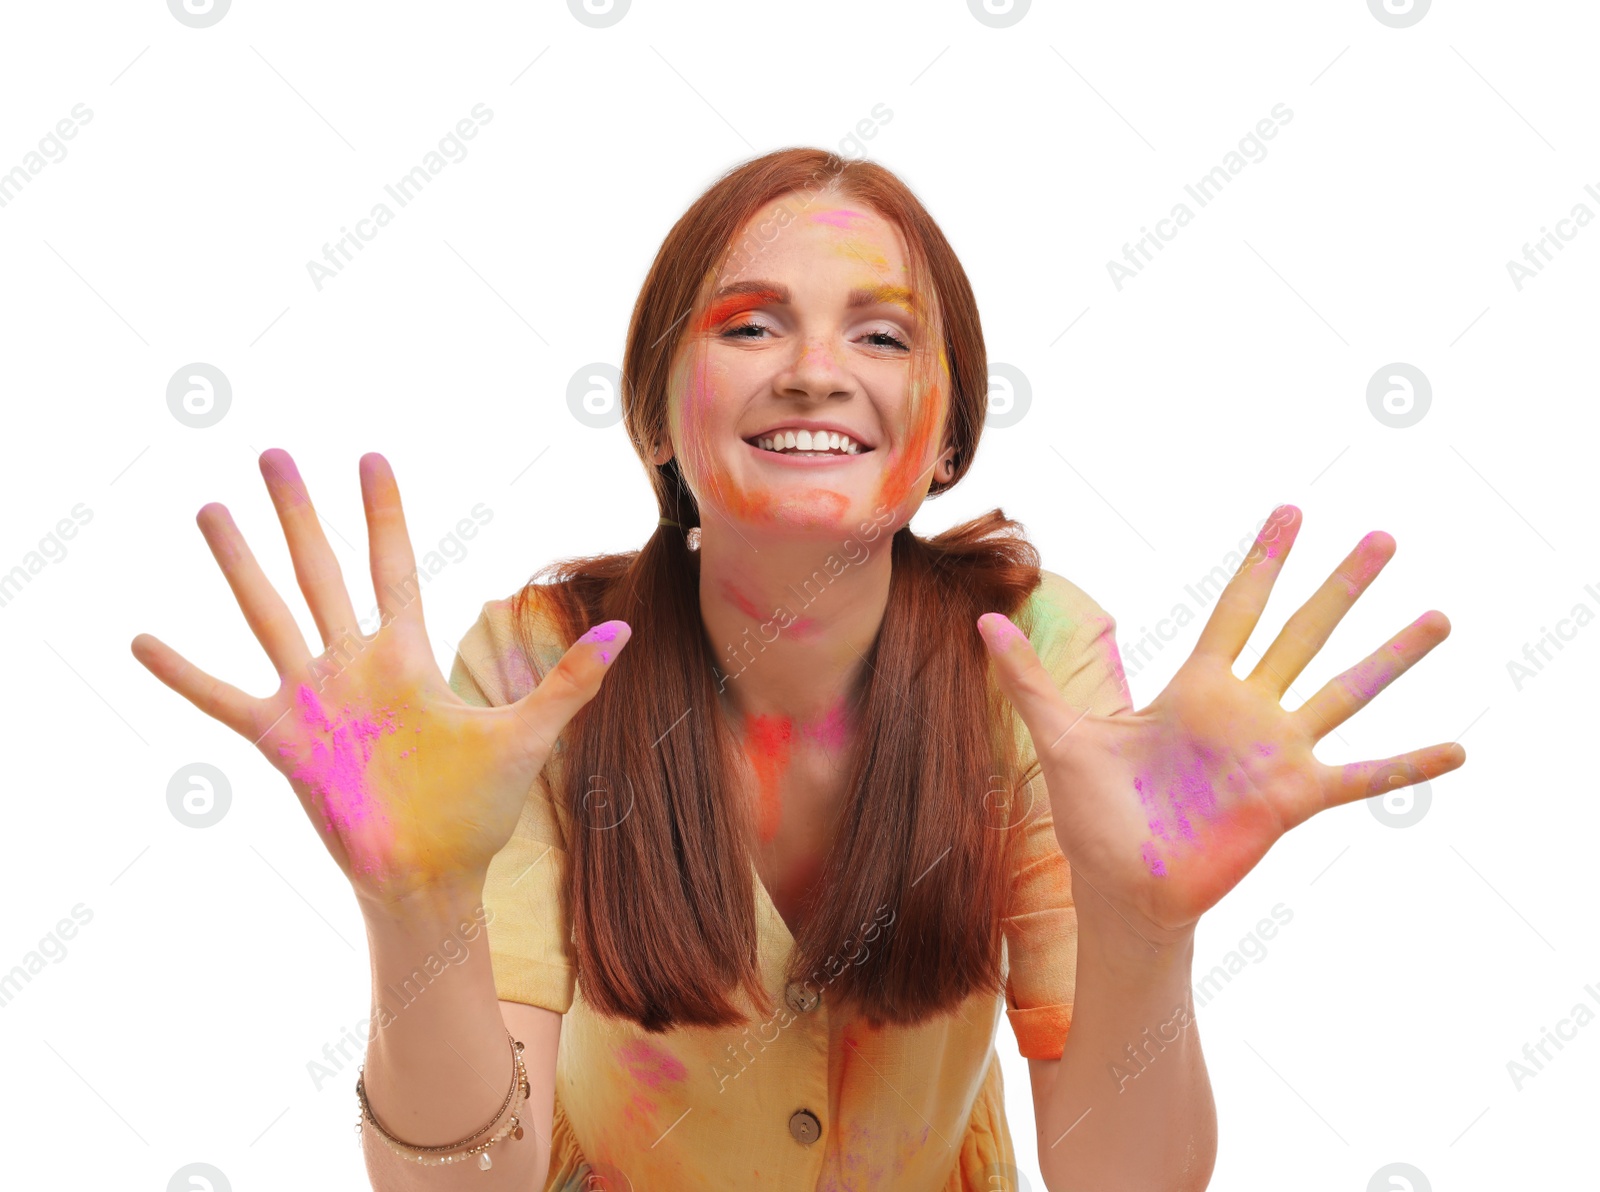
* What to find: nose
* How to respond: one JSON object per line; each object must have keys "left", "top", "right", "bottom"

{"left": 776, "top": 336, "right": 853, "bottom": 404}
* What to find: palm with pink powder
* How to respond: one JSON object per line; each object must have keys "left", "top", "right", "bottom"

{"left": 980, "top": 504, "right": 1465, "bottom": 941}
{"left": 132, "top": 449, "right": 630, "bottom": 909}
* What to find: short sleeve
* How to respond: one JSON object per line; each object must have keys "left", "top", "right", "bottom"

{"left": 1001, "top": 570, "right": 1135, "bottom": 1061}
{"left": 449, "top": 595, "right": 578, "bottom": 1014}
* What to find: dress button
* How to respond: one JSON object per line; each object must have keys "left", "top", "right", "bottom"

{"left": 788, "top": 1109, "right": 822, "bottom": 1145}
{"left": 785, "top": 981, "right": 820, "bottom": 1013}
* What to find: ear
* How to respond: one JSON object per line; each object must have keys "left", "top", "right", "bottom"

{"left": 934, "top": 442, "right": 958, "bottom": 482}
{"left": 648, "top": 438, "right": 674, "bottom": 467}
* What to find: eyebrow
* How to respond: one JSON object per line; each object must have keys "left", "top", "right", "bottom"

{"left": 708, "top": 281, "right": 921, "bottom": 315}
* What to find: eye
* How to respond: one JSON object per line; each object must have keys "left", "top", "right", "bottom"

{"left": 863, "top": 329, "right": 910, "bottom": 351}
{"left": 722, "top": 320, "right": 771, "bottom": 340}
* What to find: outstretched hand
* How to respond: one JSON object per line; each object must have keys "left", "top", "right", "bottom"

{"left": 132, "top": 449, "right": 630, "bottom": 910}
{"left": 980, "top": 505, "right": 1465, "bottom": 942}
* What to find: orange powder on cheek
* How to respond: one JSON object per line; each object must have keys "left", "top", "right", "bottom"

{"left": 743, "top": 713, "right": 793, "bottom": 842}
{"left": 876, "top": 378, "right": 944, "bottom": 511}
{"left": 668, "top": 343, "right": 730, "bottom": 508}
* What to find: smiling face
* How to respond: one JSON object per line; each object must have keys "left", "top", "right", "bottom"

{"left": 658, "top": 193, "right": 953, "bottom": 537}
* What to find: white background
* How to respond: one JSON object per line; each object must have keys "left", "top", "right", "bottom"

{"left": 0, "top": 1, "right": 1593, "bottom": 1189}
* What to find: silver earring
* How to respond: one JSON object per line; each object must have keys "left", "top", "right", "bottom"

{"left": 687, "top": 527, "right": 701, "bottom": 551}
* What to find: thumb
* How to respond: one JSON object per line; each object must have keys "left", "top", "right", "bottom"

{"left": 506, "top": 619, "right": 632, "bottom": 761}
{"left": 977, "top": 612, "right": 1090, "bottom": 761}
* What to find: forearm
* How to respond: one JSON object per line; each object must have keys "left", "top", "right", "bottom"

{"left": 357, "top": 880, "right": 553, "bottom": 1190}
{"left": 1036, "top": 904, "right": 1216, "bottom": 1192}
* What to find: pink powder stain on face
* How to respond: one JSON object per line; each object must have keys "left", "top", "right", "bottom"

{"left": 617, "top": 1039, "right": 687, "bottom": 1090}
{"left": 809, "top": 207, "right": 869, "bottom": 229}
{"left": 1254, "top": 742, "right": 1275, "bottom": 757}
{"left": 1141, "top": 841, "right": 1168, "bottom": 877}
{"left": 278, "top": 685, "right": 397, "bottom": 871}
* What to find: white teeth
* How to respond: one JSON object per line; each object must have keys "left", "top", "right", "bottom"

{"left": 754, "top": 429, "right": 866, "bottom": 455}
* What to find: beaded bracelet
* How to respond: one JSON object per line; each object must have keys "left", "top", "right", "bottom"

{"left": 356, "top": 1032, "right": 532, "bottom": 1171}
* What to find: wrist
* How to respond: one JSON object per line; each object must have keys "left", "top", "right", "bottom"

{"left": 1076, "top": 898, "right": 1196, "bottom": 981}
{"left": 357, "top": 871, "right": 488, "bottom": 933}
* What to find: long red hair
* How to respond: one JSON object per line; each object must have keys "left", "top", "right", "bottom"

{"left": 515, "top": 148, "right": 1048, "bottom": 1031}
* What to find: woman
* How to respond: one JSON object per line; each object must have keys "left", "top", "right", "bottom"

{"left": 131, "top": 148, "right": 1464, "bottom": 1190}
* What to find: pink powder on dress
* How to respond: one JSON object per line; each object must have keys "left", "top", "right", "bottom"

{"left": 810, "top": 207, "right": 868, "bottom": 229}
{"left": 617, "top": 1039, "right": 687, "bottom": 1090}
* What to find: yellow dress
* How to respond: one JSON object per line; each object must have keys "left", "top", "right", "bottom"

{"left": 448, "top": 569, "right": 1133, "bottom": 1191}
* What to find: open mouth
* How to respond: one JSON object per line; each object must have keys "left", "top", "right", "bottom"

{"left": 743, "top": 428, "right": 873, "bottom": 459}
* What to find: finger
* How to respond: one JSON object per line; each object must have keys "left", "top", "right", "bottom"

{"left": 505, "top": 621, "right": 633, "bottom": 764}
{"left": 360, "top": 453, "right": 423, "bottom": 636}
{"left": 976, "top": 612, "right": 1091, "bottom": 760}
{"left": 1248, "top": 530, "right": 1396, "bottom": 698}
{"left": 197, "top": 503, "right": 314, "bottom": 678}
{"left": 130, "top": 632, "right": 259, "bottom": 738}
{"left": 1319, "top": 740, "right": 1466, "bottom": 810}
{"left": 259, "top": 448, "right": 360, "bottom": 649}
{"left": 1294, "top": 610, "right": 1451, "bottom": 740}
{"left": 1192, "top": 505, "right": 1303, "bottom": 665}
